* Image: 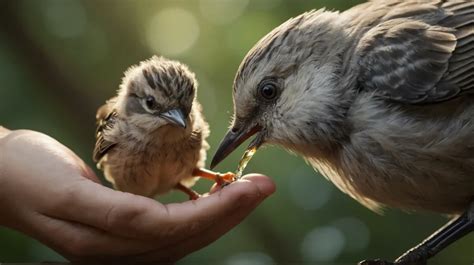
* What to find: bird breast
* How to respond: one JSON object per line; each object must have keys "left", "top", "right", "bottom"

{"left": 102, "top": 126, "right": 205, "bottom": 197}
{"left": 309, "top": 94, "right": 474, "bottom": 214}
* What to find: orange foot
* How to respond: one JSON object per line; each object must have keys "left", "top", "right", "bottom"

{"left": 193, "top": 168, "right": 236, "bottom": 187}
{"left": 175, "top": 182, "right": 201, "bottom": 200}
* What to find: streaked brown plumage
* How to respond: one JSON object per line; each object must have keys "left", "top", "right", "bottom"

{"left": 211, "top": 1, "right": 473, "bottom": 264}
{"left": 94, "top": 56, "right": 233, "bottom": 198}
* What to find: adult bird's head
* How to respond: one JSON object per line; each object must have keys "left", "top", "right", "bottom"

{"left": 211, "top": 10, "right": 350, "bottom": 169}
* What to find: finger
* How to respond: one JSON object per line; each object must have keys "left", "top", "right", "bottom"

{"left": 51, "top": 174, "right": 274, "bottom": 244}
{"left": 209, "top": 173, "right": 274, "bottom": 194}
{"left": 143, "top": 174, "right": 275, "bottom": 242}
{"left": 45, "top": 179, "right": 164, "bottom": 238}
{"left": 22, "top": 213, "right": 158, "bottom": 259}
{"left": 0, "top": 126, "right": 10, "bottom": 138}
{"left": 162, "top": 203, "right": 259, "bottom": 262}
{"left": 163, "top": 174, "right": 276, "bottom": 260}
{"left": 132, "top": 184, "right": 269, "bottom": 263}
{"left": 238, "top": 173, "right": 276, "bottom": 196}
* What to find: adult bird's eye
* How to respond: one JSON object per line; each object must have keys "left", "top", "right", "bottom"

{"left": 145, "top": 96, "right": 156, "bottom": 110}
{"left": 258, "top": 80, "right": 279, "bottom": 101}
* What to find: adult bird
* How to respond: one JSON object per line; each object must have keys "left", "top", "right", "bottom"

{"left": 211, "top": 1, "right": 474, "bottom": 264}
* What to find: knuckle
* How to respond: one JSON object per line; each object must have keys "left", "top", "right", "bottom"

{"left": 104, "top": 203, "right": 120, "bottom": 230}
{"left": 104, "top": 194, "right": 148, "bottom": 232}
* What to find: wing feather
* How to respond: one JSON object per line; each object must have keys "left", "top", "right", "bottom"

{"left": 441, "top": 2, "right": 474, "bottom": 96}
{"left": 356, "top": 1, "right": 474, "bottom": 104}
{"left": 93, "top": 99, "right": 118, "bottom": 162}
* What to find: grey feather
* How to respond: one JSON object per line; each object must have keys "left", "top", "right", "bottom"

{"left": 231, "top": 0, "right": 474, "bottom": 214}
{"left": 356, "top": 0, "right": 474, "bottom": 104}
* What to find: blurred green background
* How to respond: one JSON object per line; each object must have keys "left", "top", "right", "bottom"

{"left": 0, "top": 0, "right": 472, "bottom": 264}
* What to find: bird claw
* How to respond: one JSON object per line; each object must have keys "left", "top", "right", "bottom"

{"left": 358, "top": 259, "right": 426, "bottom": 265}
{"left": 188, "top": 192, "right": 201, "bottom": 200}
{"left": 175, "top": 182, "right": 201, "bottom": 200}
{"left": 394, "top": 247, "right": 429, "bottom": 265}
{"left": 358, "top": 259, "right": 394, "bottom": 265}
{"left": 216, "top": 172, "right": 236, "bottom": 187}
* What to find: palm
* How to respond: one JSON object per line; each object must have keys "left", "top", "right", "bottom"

{"left": 0, "top": 129, "right": 274, "bottom": 262}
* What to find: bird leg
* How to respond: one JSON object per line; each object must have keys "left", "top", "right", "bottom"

{"left": 175, "top": 182, "right": 201, "bottom": 200}
{"left": 192, "top": 168, "right": 236, "bottom": 187}
{"left": 359, "top": 201, "right": 474, "bottom": 265}
{"left": 175, "top": 169, "right": 236, "bottom": 200}
{"left": 394, "top": 201, "right": 474, "bottom": 264}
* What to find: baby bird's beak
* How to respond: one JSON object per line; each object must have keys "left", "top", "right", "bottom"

{"left": 161, "top": 108, "right": 187, "bottom": 128}
{"left": 211, "top": 124, "right": 262, "bottom": 169}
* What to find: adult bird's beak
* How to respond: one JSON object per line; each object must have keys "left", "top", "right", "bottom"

{"left": 211, "top": 124, "right": 262, "bottom": 169}
{"left": 161, "top": 108, "right": 187, "bottom": 128}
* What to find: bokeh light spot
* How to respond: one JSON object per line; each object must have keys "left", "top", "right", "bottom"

{"left": 289, "top": 166, "right": 333, "bottom": 210}
{"left": 146, "top": 8, "right": 200, "bottom": 56}
{"left": 301, "top": 226, "right": 345, "bottom": 262}
{"left": 332, "top": 217, "right": 371, "bottom": 253}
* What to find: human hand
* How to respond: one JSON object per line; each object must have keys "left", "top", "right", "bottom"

{"left": 0, "top": 129, "right": 275, "bottom": 263}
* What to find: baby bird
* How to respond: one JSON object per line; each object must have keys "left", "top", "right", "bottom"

{"left": 94, "top": 56, "right": 233, "bottom": 199}
{"left": 212, "top": 1, "right": 473, "bottom": 264}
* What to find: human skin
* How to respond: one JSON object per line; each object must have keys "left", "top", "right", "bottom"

{"left": 0, "top": 127, "right": 275, "bottom": 263}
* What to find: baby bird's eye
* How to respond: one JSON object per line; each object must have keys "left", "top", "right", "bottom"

{"left": 144, "top": 96, "right": 156, "bottom": 111}
{"left": 258, "top": 79, "right": 279, "bottom": 101}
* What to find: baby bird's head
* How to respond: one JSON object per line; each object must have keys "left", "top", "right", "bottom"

{"left": 116, "top": 56, "right": 196, "bottom": 132}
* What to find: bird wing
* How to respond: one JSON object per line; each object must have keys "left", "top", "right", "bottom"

{"left": 93, "top": 99, "right": 118, "bottom": 162}
{"left": 356, "top": 1, "right": 474, "bottom": 104}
